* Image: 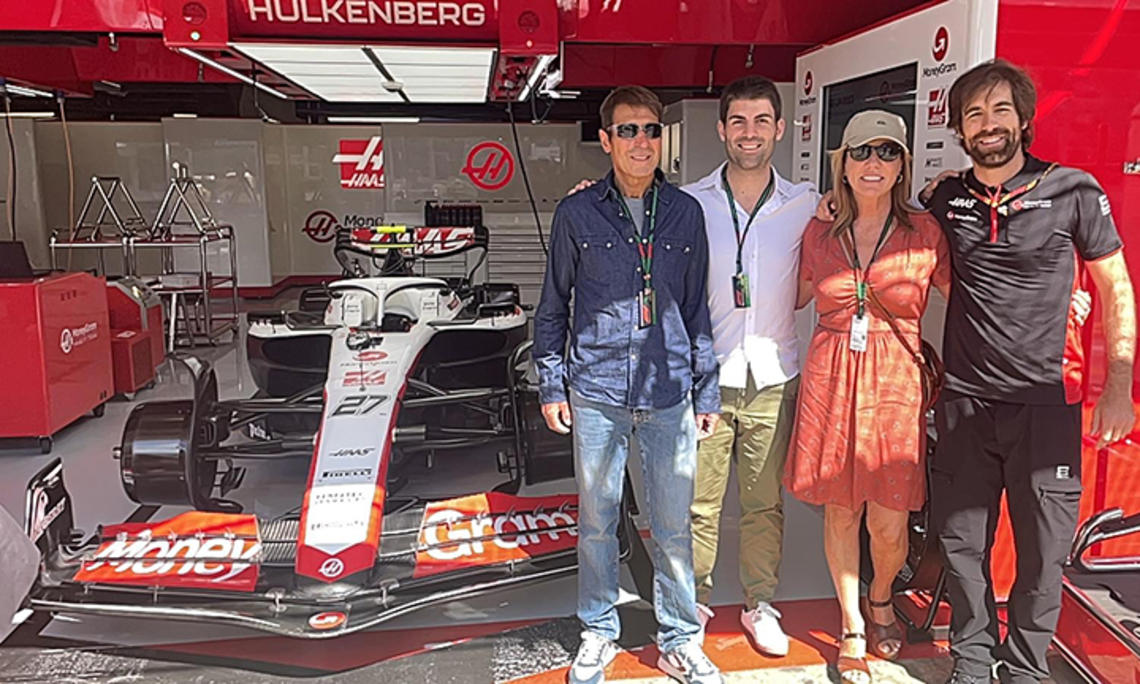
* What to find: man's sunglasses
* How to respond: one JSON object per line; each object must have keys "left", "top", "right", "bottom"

{"left": 608, "top": 122, "right": 664, "bottom": 139}
{"left": 847, "top": 142, "right": 904, "bottom": 162}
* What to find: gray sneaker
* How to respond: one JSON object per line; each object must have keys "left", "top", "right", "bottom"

{"left": 567, "top": 630, "right": 619, "bottom": 684}
{"left": 657, "top": 640, "right": 724, "bottom": 684}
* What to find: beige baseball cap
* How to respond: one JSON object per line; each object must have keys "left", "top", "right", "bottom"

{"left": 839, "top": 109, "right": 910, "bottom": 152}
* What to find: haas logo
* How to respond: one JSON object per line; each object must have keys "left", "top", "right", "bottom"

{"left": 303, "top": 210, "right": 341, "bottom": 243}
{"left": 318, "top": 558, "right": 345, "bottom": 578}
{"left": 932, "top": 26, "right": 949, "bottom": 62}
{"left": 804, "top": 71, "right": 813, "bottom": 96}
{"left": 332, "top": 137, "right": 385, "bottom": 189}
{"left": 462, "top": 142, "right": 514, "bottom": 191}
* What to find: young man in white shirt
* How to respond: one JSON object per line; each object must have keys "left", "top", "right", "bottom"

{"left": 681, "top": 77, "right": 818, "bottom": 656}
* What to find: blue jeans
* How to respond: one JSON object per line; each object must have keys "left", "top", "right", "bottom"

{"left": 569, "top": 391, "right": 701, "bottom": 653}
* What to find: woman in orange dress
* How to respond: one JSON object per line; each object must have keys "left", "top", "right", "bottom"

{"left": 784, "top": 110, "right": 950, "bottom": 683}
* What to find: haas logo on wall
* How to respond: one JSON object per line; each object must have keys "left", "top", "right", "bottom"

{"left": 462, "top": 141, "right": 515, "bottom": 191}
{"left": 332, "top": 136, "right": 386, "bottom": 189}
{"left": 303, "top": 210, "right": 342, "bottom": 243}
{"left": 928, "top": 88, "right": 949, "bottom": 127}
{"left": 803, "top": 70, "right": 813, "bottom": 96}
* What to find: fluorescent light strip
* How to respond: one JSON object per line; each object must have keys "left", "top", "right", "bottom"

{"left": 6, "top": 84, "right": 53, "bottom": 98}
{"left": 518, "top": 54, "right": 556, "bottom": 102}
{"left": 231, "top": 43, "right": 495, "bottom": 104}
{"left": 0, "top": 112, "right": 55, "bottom": 118}
{"left": 327, "top": 116, "right": 420, "bottom": 124}
{"left": 177, "top": 48, "right": 289, "bottom": 100}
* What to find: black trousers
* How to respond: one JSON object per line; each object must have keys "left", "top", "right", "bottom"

{"left": 930, "top": 392, "right": 1082, "bottom": 683}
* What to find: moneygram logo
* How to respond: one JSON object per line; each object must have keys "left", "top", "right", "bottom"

{"left": 73, "top": 514, "right": 262, "bottom": 592}
{"left": 332, "top": 136, "right": 385, "bottom": 189}
{"left": 303, "top": 210, "right": 341, "bottom": 243}
{"left": 932, "top": 26, "right": 949, "bottom": 62}
{"left": 923, "top": 27, "right": 957, "bottom": 78}
{"left": 308, "top": 611, "right": 346, "bottom": 631}
{"left": 462, "top": 141, "right": 514, "bottom": 191}
{"left": 420, "top": 508, "right": 576, "bottom": 561}
{"left": 60, "top": 322, "right": 98, "bottom": 354}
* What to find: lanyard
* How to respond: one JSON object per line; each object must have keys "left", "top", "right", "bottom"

{"left": 844, "top": 214, "right": 894, "bottom": 317}
{"left": 964, "top": 162, "right": 1057, "bottom": 243}
{"left": 618, "top": 185, "right": 660, "bottom": 292}
{"left": 722, "top": 166, "right": 776, "bottom": 272}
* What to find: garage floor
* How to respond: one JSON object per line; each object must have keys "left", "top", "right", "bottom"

{"left": 0, "top": 293, "right": 1086, "bottom": 683}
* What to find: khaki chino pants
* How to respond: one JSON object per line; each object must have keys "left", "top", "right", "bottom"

{"left": 691, "top": 374, "right": 799, "bottom": 608}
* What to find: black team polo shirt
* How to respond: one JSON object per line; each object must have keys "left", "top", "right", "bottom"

{"left": 923, "top": 154, "right": 1123, "bottom": 405}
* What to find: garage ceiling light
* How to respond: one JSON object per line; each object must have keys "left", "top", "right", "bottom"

{"left": 0, "top": 111, "right": 55, "bottom": 118}
{"left": 233, "top": 43, "right": 496, "bottom": 104}
{"left": 4, "top": 84, "right": 53, "bottom": 98}
{"left": 327, "top": 116, "right": 421, "bottom": 124}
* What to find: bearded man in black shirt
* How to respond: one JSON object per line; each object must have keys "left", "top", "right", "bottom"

{"left": 918, "top": 59, "right": 1137, "bottom": 684}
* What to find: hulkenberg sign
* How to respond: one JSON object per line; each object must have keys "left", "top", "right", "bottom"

{"left": 233, "top": 0, "right": 497, "bottom": 40}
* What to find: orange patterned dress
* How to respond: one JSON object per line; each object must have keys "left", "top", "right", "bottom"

{"left": 784, "top": 212, "right": 950, "bottom": 512}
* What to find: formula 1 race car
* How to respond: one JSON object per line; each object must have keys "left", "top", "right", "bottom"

{"left": 2, "top": 212, "right": 640, "bottom": 639}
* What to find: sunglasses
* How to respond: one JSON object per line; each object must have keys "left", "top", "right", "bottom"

{"left": 608, "top": 122, "right": 664, "bottom": 139}
{"left": 848, "top": 142, "right": 904, "bottom": 162}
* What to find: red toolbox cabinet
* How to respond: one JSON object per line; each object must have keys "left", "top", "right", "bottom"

{"left": 107, "top": 277, "right": 164, "bottom": 367}
{"left": 0, "top": 272, "right": 113, "bottom": 451}
{"left": 110, "top": 329, "right": 155, "bottom": 395}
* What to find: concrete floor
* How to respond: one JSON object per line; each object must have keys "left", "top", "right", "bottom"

{"left": 0, "top": 294, "right": 1091, "bottom": 683}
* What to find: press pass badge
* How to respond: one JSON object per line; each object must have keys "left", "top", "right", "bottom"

{"left": 638, "top": 288, "right": 657, "bottom": 329}
{"left": 850, "top": 314, "right": 869, "bottom": 353}
{"left": 732, "top": 272, "right": 751, "bottom": 308}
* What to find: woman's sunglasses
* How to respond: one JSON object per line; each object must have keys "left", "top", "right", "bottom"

{"left": 609, "top": 122, "right": 664, "bottom": 139}
{"left": 847, "top": 142, "right": 904, "bottom": 162}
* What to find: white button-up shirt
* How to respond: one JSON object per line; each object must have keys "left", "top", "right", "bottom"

{"left": 682, "top": 163, "right": 819, "bottom": 390}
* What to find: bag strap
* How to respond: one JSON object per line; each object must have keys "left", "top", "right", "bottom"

{"left": 864, "top": 285, "right": 925, "bottom": 364}
{"left": 839, "top": 229, "right": 924, "bottom": 363}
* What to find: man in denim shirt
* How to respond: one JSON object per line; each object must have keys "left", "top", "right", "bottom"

{"left": 534, "top": 86, "right": 722, "bottom": 684}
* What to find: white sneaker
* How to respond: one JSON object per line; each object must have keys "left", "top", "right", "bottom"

{"left": 657, "top": 640, "right": 724, "bottom": 684}
{"left": 740, "top": 602, "right": 789, "bottom": 657}
{"left": 567, "top": 630, "right": 619, "bottom": 684}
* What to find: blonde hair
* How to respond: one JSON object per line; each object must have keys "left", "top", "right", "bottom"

{"left": 827, "top": 145, "right": 917, "bottom": 237}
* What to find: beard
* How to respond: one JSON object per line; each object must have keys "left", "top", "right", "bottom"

{"left": 964, "top": 127, "right": 1021, "bottom": 168}
{"left": 725, "top": 138, "right": 772, "bottom": 171}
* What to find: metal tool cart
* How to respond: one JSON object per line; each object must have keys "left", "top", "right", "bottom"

{"left": 48, "top": 176, "right": 146, "bottom": 276}
{"left": 133, "top": 168, "right": 239, "bottom": 348}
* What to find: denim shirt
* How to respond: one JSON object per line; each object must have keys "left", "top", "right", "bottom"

{"left": 533, "top": 171, "right": 720, "bottom": 414}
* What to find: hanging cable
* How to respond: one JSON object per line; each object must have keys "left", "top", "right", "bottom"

{"left": 506, "top": 101, "right": 547, "bottom": 255}
{"left": 60, "top": 92, "right": 77, "bottom": 269}
{"left": 3, "top": 87, "right": 17, "bottom": 241}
